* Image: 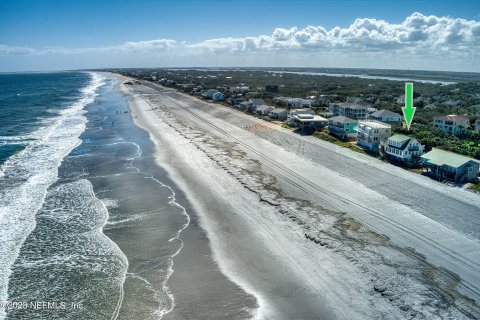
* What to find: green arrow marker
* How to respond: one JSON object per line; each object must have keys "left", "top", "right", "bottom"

{"left": 402, "top": 82, "right": 416, "bottom": 130}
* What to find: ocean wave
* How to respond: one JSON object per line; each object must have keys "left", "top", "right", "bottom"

{"left": 0, "top": 72, "right": 105, "bottom": 319}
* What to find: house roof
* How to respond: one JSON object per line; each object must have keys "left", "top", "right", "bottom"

{"left": 434, "top": 114, "right": 469, "bottom": 122}
{"left": 249, "top": 98, "right": 266, "bottom": 106}
{"left": 370, "top": 109, "right": 401, "bottom": 118}
{"left": 270, "top": 108, "right": 288, "bottom": 114}
{"left": 358, "top": 120, "right": 391, "bottom": 129}
{"left": 328, "top": 116, "right": 357, "bottom": 124}
{"left": 421, "top": 148, "right": 480, "bottom": 168}
{"left": 296, "top": 115, "right": 327, "bottom": 123}
{"left": 388, "top": 134, "right": 411, "bottom": 143}
{"left": 333, "top": 103, "right": 368, "bottom": 110}
{"left": 256, "top": 105, "right": 273, "bottom": 112}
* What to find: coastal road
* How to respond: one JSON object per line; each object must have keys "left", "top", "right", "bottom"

{"left": 139, "top": 81, "right": 480, "bottom": 303}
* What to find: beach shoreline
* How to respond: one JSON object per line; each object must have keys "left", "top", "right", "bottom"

{"left": 114, "top": 74, "right": 480, "bottom": 319}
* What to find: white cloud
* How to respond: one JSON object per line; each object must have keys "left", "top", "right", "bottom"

{"left": 1, "top": 13, "right": 479, "bottom": 71}
{"left": 188, "top": 12, "right": 480, "bottom": 55}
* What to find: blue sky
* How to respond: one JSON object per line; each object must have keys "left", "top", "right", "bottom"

{"left": 1, "top": 0, "right": 479, "bottom": 72}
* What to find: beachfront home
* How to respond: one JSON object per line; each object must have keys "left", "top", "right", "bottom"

{"left": 383, "top": 134, "right": 424, "bottom": 166}
{"left": 212, "top": 92, "right": 225, "bottom": 101}
{"left": 204, "top": 89, "right": 220, "bottom": 99}
{"left": 287, "top": 109, "right": 327, "bottom": 131}
{"left": 230, "top": 96, "right": 243, "bottom": 106}
{"left": 329, "top": 103, "right": 369, "bottom": 119}
{"left": 269, "top": 108, "right": 288, "bottom": 121}
{"left": 327, "top": 116, "right": 357, "bottom": 140}
{"left": 433, "top": 115, "right": 469, "bottom": 136}
{"left": 356, "top": 120, "right": 391, "bottom": 153}
{"left": 421, "top": 148, "right": 480, "bottom": 182}
{"left": 255, "top": 105, "right": 274, "bottom": 116}
{"left": 368, "top": 109, "right": 402, "bottom": 126}
{"left": 286, "top": 98, "right": 313, "bottom": 109}
{"left": 248, "top": 98, "right": 268, "bottom": 113}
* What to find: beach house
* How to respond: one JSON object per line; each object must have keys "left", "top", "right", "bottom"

{"left": 356, "top": 120, "right": 391, "bottom": 153}
{"left": 433, "top": 115, "right": 469, "bottom": 135}
{"left": 204, "top": 89, "right": 220, "bottom": 99}
{"left": 269, "top": 108, "right": 288, "bottom": 121}
{"left": 286, "top": 98, "right": 313, "bottom": 109}
{"left": 368, "top": 109, "right": 402, "bottom": 126}
{"left": 383, "top": 134, "right": 424, "bottom": 166}
{"left": 248, "top": 98, "right": 268, "bottom": 113}
{"left": 327, "top": 116, "right": 357, "bottom": 140}
{"left": 212, "top": 91, "right": 225, "bottom": 101}
{"left": 255, "top": 105, "right": 274, "bottom": 116}
{"left": 421, "top": 148, "right": 480, "bottom": 182}
{"left": 287, "top": 109, "right": 327, "bottom": 131}
{"left": 329, "top": 103, "right": 369, "bottom": 119}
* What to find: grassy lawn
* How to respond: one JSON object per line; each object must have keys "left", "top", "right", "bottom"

{"left": 468, "top": 183, "right": 480, "bottom": 193}
{"left": 313, "top": 131, "right": 368, "bottom": 155}
{"left": 281, "top": 123, "right": 295, "bottom": 130}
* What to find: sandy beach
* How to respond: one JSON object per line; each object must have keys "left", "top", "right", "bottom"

{"left": 113, "top": 74, "right": 480, "bottom": 319}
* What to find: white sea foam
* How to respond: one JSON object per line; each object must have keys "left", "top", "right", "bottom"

{"left": 0, "top": 72, "right": 105, "bottom": 319}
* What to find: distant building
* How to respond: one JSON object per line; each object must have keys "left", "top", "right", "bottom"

{"left": 269, "top": 108, "right": 288, "bottom": 121}
{"left": 230, "top": 96, "right": 243, "bottom": 106}
{"left": 396, "top": 95, "right": 405, "bottom": 104}
{"left": 421, "top": 148, "right": 480, "bottom": 182}
{"left": 327, "top": 116, "right": 357, "bottom": 140}
{"left": 356, "top": 120, "right": 391, "bottom": 153}
{"left": 205, "top": 89, "right": 220, "bottom": 99}
{"left": 255, "top": 105, "right": 274, "bottom": 116}
{"left": 265, "top": 85, "right": 279, "bottom": 93}
{"left": 273, "top": 96, "right": 292, "bottom": 106}
{"left": 237, "top": 101, "right": 249, "bottom": 110}
{"left": 475, "top": 119, "right": 480, "bottom": 133}
{"left": 248, "top": 98, "right": 268, "bottom": 113}
{"left": 442, "top": 100, "right": 464, "bottom": 108}
{"left": 287, "top": 98, "right": 313, "bottom": 109}
{"left": 287, "top": 109, "right": 327, "bottom": 131}
{"left": 346, "top": 97, "right": 364, "bottom": 104}
{"left": 329, "top": 103, "right": 369, "bottom": 119}
{"left": 433, "top": 115, "right": 469, "bottom": 136}
{"left": 212, "top": 92, "right": 225, "bottom": 101}
{"left": 233, "top": 84, "right": 250, "bottom": 93}
{"left": 383, "top": 134, "right": 424, "bottom": 166}
{"left": 368, "top": 109, "right": 402, "bottom": 126}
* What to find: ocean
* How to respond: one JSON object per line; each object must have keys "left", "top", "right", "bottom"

{"left": 0, "top": 72, "right": 255, "bottom": 320}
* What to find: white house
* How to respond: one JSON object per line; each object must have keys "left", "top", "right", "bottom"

{"left": 287, "top": 109, "right": 327, "bottom": 131}
{"left": 329, "top": 103, "right": 369, "bottom": 119}
{"left": 383, "top": 134, "right": 424, "bottom": 166}
{"left": 433, "top": 115, "right": 469, "bottom": 136}
{"left": 269, "top": 108, "right": 288, "bottom": 121}
{"left": 356, "top": 120, "right": 391, "bottom": 153}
